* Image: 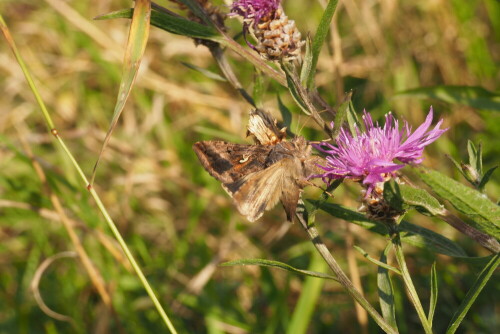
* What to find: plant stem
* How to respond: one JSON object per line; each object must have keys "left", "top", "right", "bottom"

{"left": 296, "top": 210, "right": 398, "bottom": 334}
{"left": 392, "top": 235, "right": 434, "bottom": 334}
{"left": 0, "top": 14, "right": 178, "bottom": 334}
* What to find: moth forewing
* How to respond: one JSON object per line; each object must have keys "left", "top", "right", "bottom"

{"left": 225, "top": 161, "right": 287, "bottom": 222}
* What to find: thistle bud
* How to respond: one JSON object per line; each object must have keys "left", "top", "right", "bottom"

{"left": 230, "top": 0, "right": 304, "bottom": 61}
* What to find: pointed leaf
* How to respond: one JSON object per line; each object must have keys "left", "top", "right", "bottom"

{"left": 355, "top": 245, "right": 401, "bottom": 275}
{"left": 445, "top": 253, "right": 500, "bottom": 334}
{"left": 467, "top": 140, "right": 478, "bottom": 173}
{"left": 395, "top": 85, "right": 500, "bottom": 111}
{"left": 96, "top": 8, "right": 219, "bottom": 40}
{"left": 306, "top": 0, "right": 339, "bottom": 89}
{"left": 478, "top": 166, "right": 498, "bottom": 191}
{"left": 331, "top": 91, "right": 352, "bottom": 139}
{"left": 416, "top": 168, "right": 500, "bottom": 239}
{"left": 312, "top": 201, "right": 467, "bottom": 257}
{"left": 181, "top": 62, "right": 226, "bottom": 81}
{"left": 428, "top": 262, "right": 438, "bottom": 327}
{"left": 287, "top": 253, "right": 328, "bottom": 334}
{"left": 221, "top": 258, "right": 338, "bottom": 282}
{"left": 383, "top": 181, "right": 445, "bottom": 216}
{"left": 277, "top": 94, "right": 292, "bottom": 129}
{"left": 92, "top": 0, "right": 151, "bottom": 182}
{"left": 300, "top": 35, "right": 313, "bottom": 86}
{"left": 253, "top": 69, "right": 265, "bottom": 108}
{"left": 377, "top": 244, "right": 398, "bottom": 330}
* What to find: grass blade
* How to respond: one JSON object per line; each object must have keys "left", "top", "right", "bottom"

{"left": 286, "top": 252, "right": 328, "bottom": 334}
{"left": 221, "top": 258, "right": 338, "bottom": 282}
{"left": 377, "top": 244, "right": 399, "bottom": 331}
{"left": 306, "top": 0, "right": 339, "bottom": 89}
{"left": 91, "top": 0, "right": 151, "bottom": 183}
{"left": 445, "top": 253, "right": 500, "bottom": 334}
{"left": 428, "top": 262, "right": 438, "bottom": 327}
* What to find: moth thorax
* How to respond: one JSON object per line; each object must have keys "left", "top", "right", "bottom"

{"left": 252, "top": 8, "right": 304, "bottom": 61}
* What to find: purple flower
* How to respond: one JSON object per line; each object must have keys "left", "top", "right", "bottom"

{"left": 230, "top": 0, "right": 281, "bottom": 26}
{"left": 313, "top": 107, "right": 447, "bottom": 195}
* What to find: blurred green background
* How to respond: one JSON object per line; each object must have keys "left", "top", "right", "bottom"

{"left": 0, "top": 0, "right": 498, "bottom": 333}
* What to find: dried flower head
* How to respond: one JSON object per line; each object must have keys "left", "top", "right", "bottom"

{"left": 230, "top": 0, "right": 304, "bottom": 61}
{"left": 313, "top": 107, "right": 447, "bottom": 196}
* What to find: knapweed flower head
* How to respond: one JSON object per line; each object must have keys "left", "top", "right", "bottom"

{"left": 229, "top": 0, "right": 304, "bottom": 61}
{"left": 313, "top": 107, "right": 447, "bottom": 196}
{"left": 230, "top": 0, "right": 281, "bottom": 26}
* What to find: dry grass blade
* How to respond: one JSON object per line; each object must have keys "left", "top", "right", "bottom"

{"left": 30, "top": 251, "right": 78, "bottom": 324}
{"left": 91, "top": 0, "right": 151, "bottom": 184}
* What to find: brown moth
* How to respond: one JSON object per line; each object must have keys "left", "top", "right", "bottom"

{"left": 193, "top": 109, "right": 322, "bottom": 222}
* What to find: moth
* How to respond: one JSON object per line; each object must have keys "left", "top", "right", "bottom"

{"left": 193, "top": 109, "right": 322, "bottom": 222}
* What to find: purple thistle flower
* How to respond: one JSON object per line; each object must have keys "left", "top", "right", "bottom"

{"left": 230, "top": 0, "right": 281, "bottom": 26}
{"left": 313, "top": 107, "right": 447, "bottom": 196}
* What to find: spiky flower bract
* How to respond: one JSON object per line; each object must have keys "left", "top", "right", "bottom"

{"left": 313, "top": 107, "right": 447, "bottom": 196}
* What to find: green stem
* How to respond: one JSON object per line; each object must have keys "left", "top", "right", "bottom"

{"left": 296, "top": 210, "right": 398, "bottom": 334}
{"left": 393, "top": 235, "right": 433, "bottom": 334}
{"left": 0, "top": 14, "right": 178, "bottom": 334}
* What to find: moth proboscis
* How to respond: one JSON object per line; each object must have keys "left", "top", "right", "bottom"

{"left": 193, "top": 109, "right": 322, "bottom": 222}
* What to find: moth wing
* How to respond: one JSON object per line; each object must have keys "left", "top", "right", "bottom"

{"left": 247, "top": 109, "right": 286, "bottom": 145}
{"left": 223, "top": 160, "right": 289, "bottom": 222}
{"left": 193, "top": 141, "right": 271, "bottom": 184}
{"left": 280, "top": 180, "right": 301, "bottom": 222}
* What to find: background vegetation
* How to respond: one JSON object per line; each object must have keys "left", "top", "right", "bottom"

{"left": 0, "top": 0, "right": 498, "bottom": 333}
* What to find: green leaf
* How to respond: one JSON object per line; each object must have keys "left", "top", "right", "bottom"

{"left": 253, "top": 69, "right": 265, "bottom": 108}
{"left": 221, "top": 258, "right": 338, "bottom": 282}
{"left": 377, "top": 244, "right": 398, "bottom": 330}
{"left": 428, "top": 262, "right": 438, "bottom": 327}
{"left": 312, "top": 201, "right": 467, "bottom": 257}
{"left": 383, "top": 181, "right": 445, "bottom": 216}
{"left": 180, "top": 62, "right": 226, "bottom": 82}
{"left": 478, "top": 166, "right": 498, "bottom": 191}
{"left": 416, "top": 168, "right": 500, "bottom": 239}
{"left": 91, "top": 0, "right": 151, "bottom": 183}
{"left": 96, "top": 8, "right": 219, "bottom": 41}
{"left": 445, "top": 253, "right": 500, "bottom": 334}
{"left": 282, "top": 63, "right": 311, "bottom": 115}
{"left": 399, "top": 221, "right": 467, "bottom": 258}
{"left": 306, "top": 0, "right": 339, "bottom": 89}
{"left": 287, "top": 253, "right": 329, "bottom": 334}
{"left": 355, "top": 245, "right": 401, "bottom": 275}
{"left": 277, "top": 94, "right": 292, "bottom": 129}
{"left": 467, "top": 140, "right": 481, "bottom": 174}
{"left": 300, "top": 35, "right": 313, "bottom": 86}
{"left": 331, "top": 91, "right": 353, "bottom": 140}
{"left": 394, "top": 85, "right": 500, "bottom": 111}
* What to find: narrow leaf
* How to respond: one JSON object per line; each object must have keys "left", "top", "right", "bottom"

{"left": 92, "top": 0, "right": 151, "bottom": 183}
{"left": 312, "top": 201, "right": 467, "bottom": 257}
{"left": 399, "top": 221, "right": 467, "bottom": 258}
{"left": 306, "top": 0, "right": 339, "bottom": 89}
{"left": 96, "top": 8, "right": 219, "bottom": 40}
{"left": 331, "top": 91, "right": 353, "bottom": 139}
{"left": 180, "top": 62, "right": 226, "bottom": 81}
{"left": 445, "top": 253, "right": 500, "bottom": 334}
{"left": 354, "top": 245, "right": 401, "bottom": 275}
{"left": 416, "top": 168, "right": 500, "bottom": 239}
{"left": 287, "top": 253, "right": 328, "bottom": 334}
{"left": 277, "top": 94, "right": 292, "bottom": 129}
{"left": 383, "top": 180, "right": 445, "bottom": 216}
{"left": 253, "top": 69, "right": 265, "bottom": 108}
{"left": 221, "top": 258, "right": 338, "bottom": 282}
{"left": 478, "top": 166, "right": 498, "bottom": 191}
{"left": 300, "top": 35, "right": 313, "bottom": 86}
{"left": 282, "top": 63, "right": 311, "bottom": 115}
{"left": 377, "top": 244, "right": 399, "bottom": 330}
{"left": 428, "top": 262, "right": 438, "bottom": 327}
{"left": 467, "top": 140, "right": 477, "bottom": 173}
{"left": 395, "top": 85, "right": 500, "bottom": 111}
